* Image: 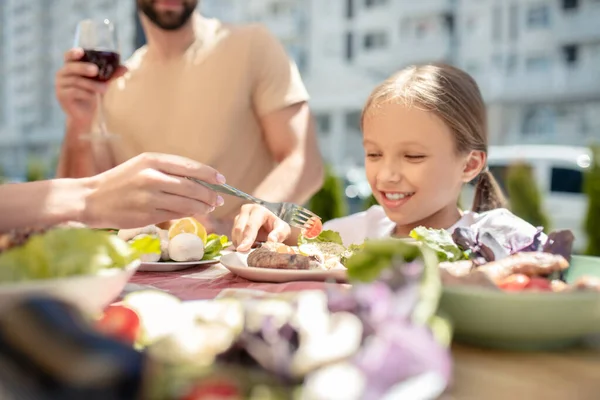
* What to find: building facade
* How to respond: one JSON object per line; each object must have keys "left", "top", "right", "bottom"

{"left": 1, "top": 0, "right": 599, "bottom": 179}
{"left": 458, "top": 0, "right": 600, "bottom": 147}
{"left": 0, "top": 0, "right": 136, "bottom": 178}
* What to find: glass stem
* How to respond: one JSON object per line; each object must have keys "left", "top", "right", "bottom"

{"left": 96, "top": 92, "right": 108, "bottom": 138}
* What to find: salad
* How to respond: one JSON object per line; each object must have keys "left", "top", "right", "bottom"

{"left": 89, "top": 239, "right": 452, "bottom": 399}
{"left": 0, "top": 227, "right": 159, "bottom": 283}
{"left": 408, "top": 223, "right": 600, "bottom": 293}
{"left": 118, "top": 218, "right": 231, "bottom": 263}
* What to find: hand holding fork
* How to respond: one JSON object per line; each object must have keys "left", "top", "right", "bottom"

{"left": 189, "top": 178, "right": 321, "bottom": 251}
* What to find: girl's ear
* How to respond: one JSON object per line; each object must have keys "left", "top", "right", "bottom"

{"left": 462, "top": 150, "right": 486, "bottom": 183}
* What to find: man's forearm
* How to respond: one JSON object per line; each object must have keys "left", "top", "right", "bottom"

{"left": 0, "top": 179, "right": 91, "bottom": 232}
{"left": 56, "top": 120, "right": 114, "bottom": 178}
{"left": 252, "top": 153, "right": 324, "bottom": 205}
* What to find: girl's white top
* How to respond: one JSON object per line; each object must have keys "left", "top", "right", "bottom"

{"left": 322, "top": 206, "right": 544, "bottom": 247}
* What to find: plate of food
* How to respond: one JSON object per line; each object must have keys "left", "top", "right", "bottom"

{"left": 408, "top": 223, "right": 600, "bottom": 350}
{"left": 0, "top": 226, "right": 158, "bottom": 313}
{"left": 219, "top": 230, "right": 363, "bottom": 283}
{"left": 117, "top": 218, "right": 230, "bottom": 272}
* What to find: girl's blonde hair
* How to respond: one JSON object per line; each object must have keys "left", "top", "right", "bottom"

{"left": 361, "top": 63, "right": 506, "bottom": 213}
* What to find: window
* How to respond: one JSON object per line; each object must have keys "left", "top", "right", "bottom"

{"left": 527, "top": 5, "right": 550, "bottom": 28}
{"left": 365, "top": 0, "right": 388, "bottom": 8}
{"left": 492, "top": 54, "right": 503, "bottom": 69}
{"left": 315, "top": 114, "right": 332, "bottom": 134}
{"left": 550, "top": 167, "right": 583, "bottom": 194}
{"left": 563, "top": 44, "right": 578, "bottom": 64}
{"left": 464, "top": 62, "right": 481, "bottom": 76}
{"left": 525, "top": 55, "right": 552, "bottom": 71}
{"left": 363, "top": 31, "right": 388, "bottom": 50}
{"left": 522, "top": 106, "right": 555, "bottom": 135}
{"left": 465, "top": 15, "right": 477, "bottom": 33}
{"left": 509, "top": 3, "right": 519, "bottom": 41}
{"left": 506, "top": 53, "right": 518, "bottom": 74}
{"left": 346, "top": 0, "right": 354, "bottom": 19}
{"left": 562, "top": 0, "right": 579, "bottom": 10}
{"left": 345, "top": 110, "right": 361, "bottom": 133}
{"left": 399, "top": 18, "right": 411, "bottom": 37}
{"left": 345, "top": 32, "right": 354, "bottom": 61}
{"left": 444, "top": 13, "right": 455, "bottom": 34}
{"left": 492, "top": 5, "right": 503, "bottom": 41}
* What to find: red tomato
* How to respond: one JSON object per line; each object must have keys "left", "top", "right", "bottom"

{"left": 525, "top": 277, "right": 552, "bottom": 291}
{"left": 302, "top": 217, "right": 323, "bottom": 239}
{"left": 96, "top": 305, "right": 141, "bottom": 344}
{"left": 497, "top": 274, "right": 530, "bottom": 292}
{"left": 180, "top": 379, "right": 241, "bottom": 400}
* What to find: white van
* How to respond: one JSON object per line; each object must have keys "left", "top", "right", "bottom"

{"left": 462, "top": 145, "right": 591, "bottom": 252}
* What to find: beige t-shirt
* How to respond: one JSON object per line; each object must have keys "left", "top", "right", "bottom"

{"left": 99, "top": 15, "right": 309, "bottom": 219}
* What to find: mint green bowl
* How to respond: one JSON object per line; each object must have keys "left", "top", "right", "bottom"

{"left": 439, "top": 255, "right": 600, "bottom": 351}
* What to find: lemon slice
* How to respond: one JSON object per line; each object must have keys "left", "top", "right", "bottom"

{"left": 168, "top": 217, "right": 207, "bottom": 243}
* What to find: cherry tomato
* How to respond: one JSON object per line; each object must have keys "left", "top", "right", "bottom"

{"left": 525, "top": 277, "right": 552, "bottom": 291}
{"left": 96, "top": 305, "right": 141, "bottom": 344}
{"left": 180, "top": 379, "right": 241, "bottom": 400}
{"left": 302, "top": 217, "right": 323, "bottom": 239}
{"left": 497, "top": 274, "right": 530, "bottom": 292}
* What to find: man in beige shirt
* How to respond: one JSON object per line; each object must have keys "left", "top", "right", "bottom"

{"left": 55, "top": 0, "right": 324, "bottom": 234}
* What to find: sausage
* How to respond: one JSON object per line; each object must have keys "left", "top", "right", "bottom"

{"left": 247, "top": 247, "right": 311, "bottom": 270}
{"left": 477, "top": 252, "right": 569, "bottom": 282}
{"left": 572, "top": 276, "right": 600, "bottom": 292}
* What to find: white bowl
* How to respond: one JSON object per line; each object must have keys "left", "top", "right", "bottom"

{"left": 0, "top": 261, "right": 140, "bottom": 314}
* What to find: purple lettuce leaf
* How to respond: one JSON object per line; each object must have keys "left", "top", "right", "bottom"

{"left": 543, "top": 230, "right": 575, "bottom": 262}
{"left": 352, "top": 321, "right": 452, "bottom": 400}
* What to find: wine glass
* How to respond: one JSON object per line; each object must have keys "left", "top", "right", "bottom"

{"left": 73, "top": 18, "right": 121, "bottom": 140}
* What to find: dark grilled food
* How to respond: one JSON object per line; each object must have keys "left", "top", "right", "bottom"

{"left": 247, "top": 247, "right": 311, "bottom": 270}
{"left": 477, "top": 252, "right": 569, "bottom": 282}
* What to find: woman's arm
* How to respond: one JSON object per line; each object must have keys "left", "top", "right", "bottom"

{"left": 0, "top": 179, "right": 92, "bottom": 233}
{"left": 0, "top": 153, "right": 227, "bottom": 234}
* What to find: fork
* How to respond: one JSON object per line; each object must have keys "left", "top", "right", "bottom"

{"left": 188, "top": 178, "right": 320, "bottom": 230}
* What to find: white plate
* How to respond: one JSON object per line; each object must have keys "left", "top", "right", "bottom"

{"left": 0, "top": 261, "right": 139, "bottom": 314}
{"left": 139, "top": 259, "right": 220, "bottom": 272}
{"left": 219, "top": 251, "right": 347, "bottom": 283}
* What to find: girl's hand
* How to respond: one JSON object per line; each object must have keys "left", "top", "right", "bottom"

{"left": 231, "top": 204, "right": 291, "bottom": 252}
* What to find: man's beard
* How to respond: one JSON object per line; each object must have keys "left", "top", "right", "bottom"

{"left": 138, "top": 0, "right": 197, "bottom": 31}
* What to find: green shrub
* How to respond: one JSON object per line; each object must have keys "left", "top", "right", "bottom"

{"left": 585, "top": 145, "right": 600, "bottom": 256}
{"left": 308, "top": 165, "right": 348, "bottom": 223}
{"left": 362, "top": 193, "right": 378, "bottom": 210}
{"left": 505, "top": 162, "right": 550, "bottom": 230}
{"left": 26, "top": 159, "right": 47, "bottom": 182}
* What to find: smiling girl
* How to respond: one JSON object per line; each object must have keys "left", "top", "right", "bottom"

{"left": 232, "top": 63, "right": 541, "bottom": 250}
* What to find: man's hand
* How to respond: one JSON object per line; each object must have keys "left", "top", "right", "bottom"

{"left": 55, "top": 47, "right": 127, "bottom": 130}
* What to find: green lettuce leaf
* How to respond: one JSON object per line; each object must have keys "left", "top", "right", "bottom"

{"left": 297, "top": 230, "right": 343, "bottom": 246}
{"left": 0, "top": 228, "right": 151, "bottom": 283}
{"left": 128, "top": 235, "right": 161, "bottom": 259}
{"left": 203, "top": 233, "right": 232, "bottom": 260}
{"left": 409, "top": 227, "right": 466, "bottom": 262}
{"left": 344, "top": 238, "right": 442, "bottom": 326}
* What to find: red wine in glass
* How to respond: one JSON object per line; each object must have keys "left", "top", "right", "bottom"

{"left": 74, "top": 18, "right": 121, "bottom": 140}
{"left": 80, "top": 49, "right": 121, "bottom": 82}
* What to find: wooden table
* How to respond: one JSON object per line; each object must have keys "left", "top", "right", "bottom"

{"left": 444, "top": 342, "right": 600, "bottom": 400}
{"left": 129, "top": 263, "right": 600, "bottom": 399}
